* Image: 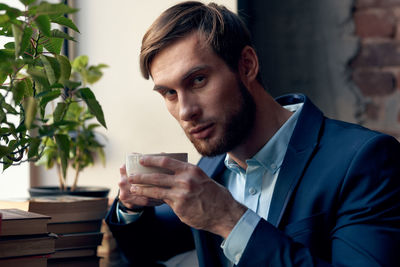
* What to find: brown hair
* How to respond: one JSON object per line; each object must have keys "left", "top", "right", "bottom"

{"left": 140, "top": 1, "right": 256, "bottom": 80}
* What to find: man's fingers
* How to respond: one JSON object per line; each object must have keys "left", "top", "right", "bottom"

{"left": 140, "top": 155, "right": 187, "bottom": 173}
{"left": 130, "top": 184, "right": 170, "bottom": 201}
{"left": 120, "top": 164, "right": 127, "bottom": 176}
{"left": 127, "top": 173, "right": 174, "bottom": 188}
{"left": 127, "top": 195, "right": 164, "bottom": 206}
{"left": 119, "top": 164, "right": 133, "bottom": 193}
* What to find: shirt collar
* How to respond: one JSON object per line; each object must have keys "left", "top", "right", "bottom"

{"left": 224, "top": 103, "right": 303, "bottom": 173}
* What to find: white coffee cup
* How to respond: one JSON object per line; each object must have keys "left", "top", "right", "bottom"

{"left": 125, "top": 153, "right": 188, "bottom": 186}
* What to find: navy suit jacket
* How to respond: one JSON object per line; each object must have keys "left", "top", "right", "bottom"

{"left": 106, "top": 94, "right": 400, "bottom": 266}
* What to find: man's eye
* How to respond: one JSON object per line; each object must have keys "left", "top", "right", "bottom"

{"left": 160, "top": 89, "right": 177, "bottom": 100}
{"left": 165, "top": 89, "right": 176, "bottom": 96}
{"left": 193, "top": 76, "right": 205, "bottom": 85}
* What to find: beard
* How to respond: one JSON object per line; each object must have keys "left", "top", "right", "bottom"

{"left": 186, "top": 79, "right": 256, "bottom": 157}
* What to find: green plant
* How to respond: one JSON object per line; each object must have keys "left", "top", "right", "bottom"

{"left": 0, "top": 0, "right": 107, "bottom": 191}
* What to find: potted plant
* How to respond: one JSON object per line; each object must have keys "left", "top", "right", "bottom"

{"left": 0, "top": 0, "right": 108, "bottom": 197}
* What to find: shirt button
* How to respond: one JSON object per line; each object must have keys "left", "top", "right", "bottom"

{"left": 235, "top": 253, "right": 241, "bottom": 262}
{"left": 271, "top": 163, "right": 277, "bottom": 170}
{"left": 249, "top": 187, "right": 257, "bottom": 195}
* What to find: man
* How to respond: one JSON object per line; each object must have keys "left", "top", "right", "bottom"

{"left": 106, "top": 1, "right": 400, "bottom": 266}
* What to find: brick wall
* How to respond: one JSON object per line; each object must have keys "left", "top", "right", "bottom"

{"left": 351, "top": 0, "right": 400, "bottom": 138}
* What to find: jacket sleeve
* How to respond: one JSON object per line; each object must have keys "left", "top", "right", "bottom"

{"left": 237, "top": 134, "right": 400, "bottom": 267}
{"left": 105, "top": 198, "right": 195, "bottom": 265}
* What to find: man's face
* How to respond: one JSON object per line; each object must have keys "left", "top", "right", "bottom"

{"left": 150, "top": 32, "right": 255, "bottom": 156}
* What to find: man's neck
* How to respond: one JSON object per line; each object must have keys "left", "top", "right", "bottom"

{"left": 228, "top": 93, "right": 293, "bottom": 170}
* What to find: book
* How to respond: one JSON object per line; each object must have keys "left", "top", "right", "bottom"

{"left": 55, "top": 232, "right": 104, "bottom": 250}
{"left": 0, "top": 209, "right": 50, "bottom": 236}
{"left": 0, "top": 196, "right": 108, "bottom": 265}
{"left": 47, "top": 220, "right": 102, "bottom": 234}
{"left": 0, "top": 255, "right": 48, "bottom": 267}
{"left": 29, "top": 196, "right": 108, "bottom": 223}
{"left": 0, "top": 234, "right": 55, "bottom": 258}
{"left": 0, "top": 196, "right": 108, "bottom": 223}
{"left": 0, "top": 198, "right": 30, "bottom": 210}
{"left": 50, "top": 247, "right": 97, "bottom": 259}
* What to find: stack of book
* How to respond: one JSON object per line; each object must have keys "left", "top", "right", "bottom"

{"left": 0, "top": 196, "right": 109, "bottom": 267}
{"left": 0, "top": 208, "right": 55, "bottom": 267}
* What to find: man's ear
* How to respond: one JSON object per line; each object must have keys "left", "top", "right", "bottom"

{"left": 238, "top": 46, "right": 259, "bottom": 86}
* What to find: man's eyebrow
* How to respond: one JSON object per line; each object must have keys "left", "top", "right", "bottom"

{"left": 153, "top": 65, "right": 210, "bottom": 92}
{"left": 181, "top": 65, "right": 209, "bottom": 81}
{"left": 153, "top": 84, "right": 169, "bottom": 92}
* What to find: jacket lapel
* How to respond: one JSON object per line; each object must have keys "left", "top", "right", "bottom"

{"left": 197, "top": 154, "right": 226, "bottom": 182}
{"left": 195, "top": 156, "right": 228, "bottom": 267}
{"left": 268, "top": 95, "right": 324, "bottom": 227}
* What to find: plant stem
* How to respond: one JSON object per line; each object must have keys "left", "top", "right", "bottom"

{"left": 71, "top": 146, "right": 81, "bottom": 192}
{"left": 71, "top": 164, "right": 80, "bottom": 192}
{"left": 56, "top": 162, "right": 65, "bottom": 191}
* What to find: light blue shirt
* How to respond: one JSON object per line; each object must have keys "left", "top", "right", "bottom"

{"left": 221, "top": 103, "right": 303, "bottom": 264}
{"left": 118, "top": 103, "right": 303, "bottom": 265}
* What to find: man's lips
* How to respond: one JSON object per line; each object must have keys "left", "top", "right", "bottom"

{"left": 188, "top": 123, "right": 214, "bottom": 139}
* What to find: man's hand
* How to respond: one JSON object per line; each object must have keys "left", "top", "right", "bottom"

{"left": 118, "top": 164, "right": 164, "bottom": 210}
{"left": 127, "top": 155, "right": 247, "bottom": 238}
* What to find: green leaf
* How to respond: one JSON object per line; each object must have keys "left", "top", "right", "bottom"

{"left": 20, "top": 26, "right": 33, "bottom": 56}
{"left": 3, "top": 5, "right": 21, "bottom": 21}
{"left": 0, "top": 48, "right": 14, "bottom": 59}
{"left": 40, "top": 55, "right": 60, "bottom": 85}
{"left": 84, "top": 66, "right": 104, "bottom": 84}
{"left": 13, "top": 79, "right": 28, "bottom": 104}
{"left": 79, "top": 88, "right": 107, "bottom": 129}
{"left": 34, "top": 2, "right": 78, "bottom": 16}
{"left": 0, "top": 72, "right": 7, "bottom": 85}
{"left": 50, "top": 29, "right": 75, "bottom": 41}
{"left": 0, "top": 50, "right": 14, "bottom": 77}
{"left": 11, "top": 24, "right": 22, "bottom": 57}
{"left": 2, "top": 102, "right": 18, "bottom": 114}
{"left": 2, "top": 157, "right": 13, "bottom": 171}
{"left": 0, "top": 108, "right": 6, "bottom": 123}
{"left": 0, "top": 145, "right": 11, "bottom": 159}
{"left": 24, "top": 96, "right": 37, "bottom": 129}
{"left": 87, "top": 123, "right": 100, "bottom": 131}
{"left": 22, "top": 40, "right": 34, "bottom": 59}
{"left": 72, "top": 55, "right": 88, "bottom": 72}
{"left": 35, "top": 15, "right": 51, "bottom": 37}
{"left": 0, "top": 127, "right": 10, "bottom": 135}
{"left": 43, "top": 37, "right": 63, "bottom": 54}
{"left": 50, "top": 83, "right": 64, "bottom": 89}
{"left": 38, "top": 89, "right": 61, "bottom": 111}
{"left": 27, "top": 67, "right": 50, "bottom": 91}
{"left": 53, "top": 102, "right": 67, "bottom": 122}
{"left": 0, "top": 22, "right": 12, "bottom": 37}
{"left": 64, "top": 80, "right": 81, "bottom": 90}
{"left": 4, "top": 42, "right": 14, "bottom": 49}
{"left": 0, "top": 4, "right": 10, "bottom": 10}
{"left": 55, "top": 134, "right": 70, "bottom": 180}
{"left": 56, "top": 55, "right": 71, "bottom": 83}
{"left": 35, "top": 146, "right": 55, "bottom": 169}
{"left": 50, "top": 15, "right": 80, "bottom": 33}
{"left": 64, "top": 101, "right": 83, "bottom": 121}
{"left": 28, "top": 137, "right": 40, "bottom": 159}
{"left": 0, "top": 14, "right": 10, "bottom": 24}
{"left": 15, "top": 121, "right": 26, "bottom": 134}
{"left": 19, "top": 0, "right": 36, "bottom": 6}
{"left": 24, "top": 77, "right": 33, "bottom": 96}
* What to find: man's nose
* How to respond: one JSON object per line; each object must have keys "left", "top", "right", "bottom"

{"left": 178, "top": 93, "right": 201, "bottom": 121}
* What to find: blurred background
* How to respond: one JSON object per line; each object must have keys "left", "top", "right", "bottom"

{"left": 2, "top": 0, "right": 400, "bottom": 200}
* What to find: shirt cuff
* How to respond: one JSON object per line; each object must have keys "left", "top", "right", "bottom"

{"left": 116, "top": 201, "right": 143, "bottom": 224}
{"left": 221, "top": 209, "right": 261, "bottom": 264}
